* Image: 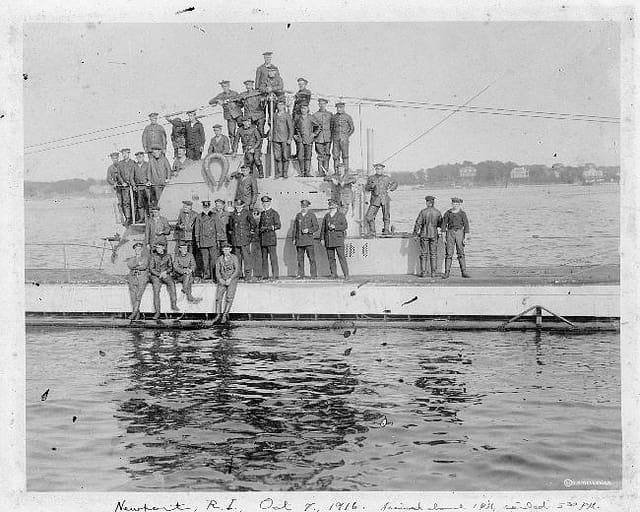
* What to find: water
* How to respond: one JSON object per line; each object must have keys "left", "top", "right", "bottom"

{"left": 25, "top": 183, "right": 619, "bottom": 269}
{"left": 26, "top": 327, "right": 620, "bottom": 491}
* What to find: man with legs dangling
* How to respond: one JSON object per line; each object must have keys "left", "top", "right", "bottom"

{"left": 212, "top": 242, "right": 240, "bottom": 324}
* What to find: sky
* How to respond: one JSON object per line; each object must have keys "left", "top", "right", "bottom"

{"left": 23, "top": 21, "right": 620, "bottom": 181}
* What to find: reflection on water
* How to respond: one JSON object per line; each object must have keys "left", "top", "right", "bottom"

{"left": 27, "top": 327, "right": 621, "bottom": 491}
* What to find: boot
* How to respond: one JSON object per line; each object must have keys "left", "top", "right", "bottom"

{"left": 187, "top": 294, "right": 202, "bottom": 303}
{"left": 418, "top": 256, "right": 427, "bottom": 278}
{"left": 382, "top": 221, "right": 391, "bottom": 235}
{"left": 367, "top": 219, "right": 376, "bottom": 237}
{"left": 304, "top": 159, "right": 311, "bottom": 177}
{"left": 211, "top": 301, "right": 222, "bottom": 324}
{"left": 171, "top": 303, "right": 180, "bottom": 312}
{"left": 442, "top": 258, "right": 452, "bottom": 279}
{"left": 459, "top": 256, "right": 471, "bottom": 278}
{"left": 256, "top": 163, "right": 264, "bottom": 179}
{"left": 221, "top": 302, "right": 232, "bottom": 323}
{"left": 430, "top": 256, "right": 437, "bottom": 278}
{"left": 283, "top": 160, "right": 290, "bottom": 178}
{"left": 152, "top": 311, "right": 161, "bottom": 320}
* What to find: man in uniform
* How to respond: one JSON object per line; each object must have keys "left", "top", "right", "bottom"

{"left": 312, "top": 98, "right": 332, "bottom": 175}
{"left": 144, "top": 206, "right": 172, "bottom": 248}
{"left": 231, "top": 164, "right": 258, "bottom": 210}
{"left": 208, "top": 80, "right": 243, "bottom": 151}
{"left": 325, "top": 162, "right": 357, "bottom": 214}
{"left": 116, "top": 148, "right": 136, "bottom": 225}
{"left": 142, "top": 112, "right": 167, "bottom": 154}
{"left": 194, "top": 200, "right": 219, "bottom": 281}
{"left": 240, "top": 79, "right": 266, "bottom": 138}
{"left": 173, "top": 240, "right": 202, "bottom": 303}
{"left": 320, "top": 199, "right": 349, "bottom": 279}
{"left": 174, "top": 200, "right": 198, "bottom": 255}
{"left": 442, "top": 197, "right": 471, "bottom": 279}
{"left": 293, "top": 77, "right": 312, "bottom": 121}
{"left": 106, "top": 152, "right": 127, "bottom": 223}
{"left": 172, "top": 146, "right": 192, "bottom": 177}
{"left": 207, "top": 124, "right": 231, "bottom": 155}
{"left": 149, "top": 241, "right": 179, "bottom": 320}
{"left": 184, "top": 109, "right": 206, "bottom": 160}
{"left": 249, "top": 209, "right": 263, "bottom": 281}
{"left": 148, "top": 145, "right": 172, "bottom": 206}
{"left": 229, "top": 199, "right": 257, "bottom": 281}
{"left": 235, "top": 117, "right": 264, "bottom": 178}
{"left": 294, "top": 104, "right": 320, "bottom": 177}
{"left": 133, "top": 151, "right": 151, "bottom": 221}
{"left": 255, "top": 51, "right": 280, "bottom": 89}
{"left": 330, "top": 102, "right": 355, "bottom": 171}
{"left": 212, "top": 242, "right": 241, "bottom": 324}
{"left": 271, "top": 100, "right": 293, "bottom": 178}
{"left": 258, "top": 195, "right": 281, "bottom": 280}
{"left": 364, "top": 162, "right": 397, "bottom": 236}
{"left": 164, "top": 114, "right": 186, "bottom": 158}
{"left": 125, "top": 241, "right": 150, "bottom": 321}
{"left": 292, "top": 199, "right": 319, "bottom": 279}
{"left": 259, "top": 66, "right": 285, "bottom": 104}
{"left": 213, "top": 198, "right": 230, "bottom": 249}
{"left": 413, "top": 195, "right": 443, "bottom": 278}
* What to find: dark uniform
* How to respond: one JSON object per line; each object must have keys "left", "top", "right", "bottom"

{"left": 117, "top": 156, "right": 136, "bottom": 225}
{"left": 214, "top": 250, "right": 240, "bottom": 321}
{"left": 149, "top": 248, "right": 178, "bottom": 316}
{"left": 229, "top": 206, "right": 257, "bottom": 280}
{"left": 166, "top": 118, "right": 186, "bottom": 158}
{"left": 233, "top": 170, "right": 259, "bottom": 210}
{"left": 208, "top": 132, "right": 231, "bottom": 155}
{"left": 147, "top": 151, "right": 172, "bottom": 206}
{"left": 240, "top": 87, "right": 266, "bottom": 138}
{"left": 249, "top": 211, "right": 263, "bottom": 280}
{"left": 133, "top": 156, "right": 151, "bottom": 221}
{"left": 330, "top": 106, "right": 355, "bottom": 171}
{"left": 195, "top": 209, "right": 220, "bottom": 280}
{"left": 185, "top": 119, "right": 206, "bottom": 160}
{"left": 145, "top": 212, "right": 172, "bottom": 247}
{"left": 209, "top": 85, "right": 243, "bottom": 150}
{"left": 258, "top": 203, "right": 281, "bottom": 279}
{"left": 235, "top": 123, "right": 264, "bottom": 177}
{"left": 271, "top": 108, "right": 293, "bottom": 178}
{"left": 413, "top": 198, "right": 443, "bottom": 277}
{"left": 312, "top": 102, "right": 332, "bottom": 174}
{"left": 142, "top": 119, "right": 167, "bottom": 154}
{"left": 293, "top": 205, "right": 319, "bottom": 278}
{"left": 125, "top": 247, "right": 149, "bottom": 320}
{"left": 174, "top": 205, "right": 198, "bottom": 254}
{"left": 321, "top": 204, "right": 349, "bottom": 279}
{"left": 365, "top": 167, "right": 396, "bottom": 235}
{"left": 173, "top": 250, "right": 200, "bottom": 302}
{"left": 255, "top": 62, "right": 280, "bottom": 91}
{"left": 294, "top": 113, "right": 320, "bottom": 177}
{"left": 442, "top": 199, "right": 470, "bottom": 278}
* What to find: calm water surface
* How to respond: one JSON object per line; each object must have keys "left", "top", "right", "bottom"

{"left": 27, "top": 326, "right": 620, "bottom": 491}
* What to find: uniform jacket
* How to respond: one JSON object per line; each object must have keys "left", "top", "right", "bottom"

{"left": 255, "top": 64, "right": 280, "bottom": 89}
{"left": 442, "top": 209, "right": 470, "bottom": 233}
{"left": 321, "top": 211, "right": 348, "bottom": 248}
{"left": 240, "top": 90, "right": 265, "bottom": 120}
{"left": 117, "top": 159, "right": 136, "bottom": 185}
{"left": 216, "top": 253, "right": 240, "bottom": 282}
{"left": 167, "top": 118, "right": 187, "bottom": 148}
{"left": 195, "top": 211, "right": 220, "bottom": 248}
{"left": 235, "top": 125, "right": 262, "bottom": 153}
{"left": 148, "top": 154, "right": 172, "bottom": 185}
{"left": 107, "top": 163, "right": 122, "bottom": 187}
{"left": 149, "top": 251, "right": 173, "bottom": 277}
{"left": 293, "top": 211, "right": 319, "bottom": 247}
{"left": 229, "top": 208, "right": 257, "bottom": 247}
{"left": 126, "top": 253, "right": 150, "bottom": 273}
{"left": 133, "top": 162, "right": 150, "bottom": 185}
{"left": 145, "top": 215, "right": 172, "bottom": 246}
{"left": 258, "top": 75, "right": 284, "bottom": 98}
{"left": 330, "top": 112, "right": 355, "bottom": 140}
{"left": 413, "top": 206, "right": 443, "bottom": 239}
{"left": 209, "top": 90, "right": 243, "bottom": 120}
{"left": 312, "top": 110, "right": 333, "bottom": 143}
{"left": 293, "top": 88, "right": 312, "bottom": 116}
{"left": 175, "top": 209, "right": 198, "bottom": 241}
{"left": 272, "top": 111, "right": 294, "bottom": 143}
{"left": 208, "top": 135, "right": 231, "bottom": 154}
{"left": 294, "top": 114, "right": 320, "bottom": 144}
{"left": 185, "top": 120, "right": 205, "bottom": 149}
{"left": 214, "top": 209, "right": 230, "bottom": 241}
{"left": 258, "top": 208, "right": 281, "bottom": 246}
{"left": 142, "top": 123, "right": 167, "bottom": 153}
{"left": 172, "top": 157, "right": 193, "bottom": 175}
{"left": 365, "top": 174, "right": 393, "bottom": 206}
{"left": 173, "top": 252, "right": 197, "bottom": 275}
{"left": 233, "top": 174, "right": 258, "bottom": 208}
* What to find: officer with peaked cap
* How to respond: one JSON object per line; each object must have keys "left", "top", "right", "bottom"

{"left": 258, "top": 195, "right": 281, "bottom": 280}
{"left": 442, "top": 197, "right": 471, "bottom": 279}
{"left": 271, "top": 99, "right": 294, "bottom": 178}
{"left": 142, "top": 112, "right": 167, "bottom": 154}
{"left": 293, "top": 199, "right": 319, "bottom": 278}
{"left": 194, "top": 199, "right": 221, "bottom": 281}
{"left": 125, "top": 241, "right": 150, "bottom": 321}
{"left": 330, "top": 101, "right": 355, "bottom": 172}
{"left": 312, "top": 98, "right": 333, "bottom": 175}
{"left": 294, "top": 104, "right": 320, "bottom": 177}
{"left": 207, "top": 123, "right": 231, "bottom": 155}
{"left": 413, "top": 195, "right": 443, "bottom": 278}
{"left": 209, "top": 81, "right": 243, "bottom": 150}
{"left": 240, "top": 79, "right": 267, "bottom": 138}
{"left": 320, "top": 198, "right": 349, "bottom": 279}
{"left": 364, "top": 162, "right": 397, "bottom": 236}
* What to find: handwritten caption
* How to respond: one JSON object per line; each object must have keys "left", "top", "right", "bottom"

{"left": 113, "top": 497, "right": 601, "bottom": 512}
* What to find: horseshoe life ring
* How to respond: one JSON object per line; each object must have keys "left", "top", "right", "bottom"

{"left": 201, "top": 153, "right": 230, "bottom": 191}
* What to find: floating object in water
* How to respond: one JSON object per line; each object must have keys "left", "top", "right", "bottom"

{"left": 99, "top": 350, "right": 106, "bottom": 357}
{"left": 40, "top": 389, "right": 49, "bottom": 401}
{"left": 343, "top": 330, "right": 351, "bottom": 338}
{"left": 401, "top": 296, "right": 418, "bottom": 306}
{"left": 381, "top": 342, "right": 388, "bottom": 346}
{"left": 343, "top": 347, "right": 352, "bottom": 356}
{"left": 72, "top": 416, "right": 78, "bottom": 423}
{"left": 380, "top": 416, "right": 388, "bottom": 427}
{"left": 398, "top": 378, "right": 404, "bottom": 383}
